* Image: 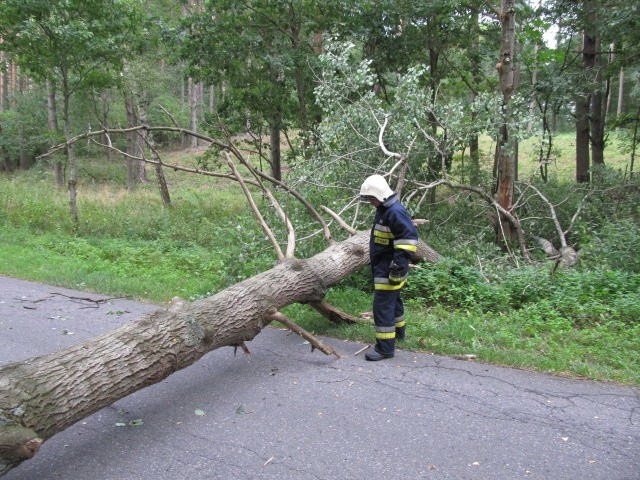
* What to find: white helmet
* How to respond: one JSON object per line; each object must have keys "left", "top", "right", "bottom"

{"left": 359, "top": 174, "right": 395, "bottom": 202}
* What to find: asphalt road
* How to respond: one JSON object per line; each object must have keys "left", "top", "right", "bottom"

{"left": 1, "top": 275, "right": 639, "bottom": 480}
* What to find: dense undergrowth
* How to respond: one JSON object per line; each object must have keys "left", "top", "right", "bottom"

{"left": 0, "top": 144, "right": 639, "bottom": 384}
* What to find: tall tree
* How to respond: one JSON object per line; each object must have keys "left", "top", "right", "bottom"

{"left": 183, "top": 0, "right": 323, "bottom": 179}
{"left": 494, "top": 0, "right": 519, "bottom": 241}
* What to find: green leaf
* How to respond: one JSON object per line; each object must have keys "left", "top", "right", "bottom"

{"left": 128, "top": 419, "right": 144, "bottom": 426}
{"left": 194, "top": 409, "right": 205, "bottom": 416}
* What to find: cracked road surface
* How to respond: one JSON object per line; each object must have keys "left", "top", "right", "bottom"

{"left": 1, "top": 275, "right": 639, "bottom": 480}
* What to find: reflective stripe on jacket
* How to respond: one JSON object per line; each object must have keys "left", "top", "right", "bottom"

{"left": 369, "top": 194, "right": 419, "bottom": 291}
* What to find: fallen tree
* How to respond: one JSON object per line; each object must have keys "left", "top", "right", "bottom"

{"left": 0, "top": 114, "right": 480, "bottom": 475}
{"left": 0, "top": 229, "right": 440, "bottom": 475}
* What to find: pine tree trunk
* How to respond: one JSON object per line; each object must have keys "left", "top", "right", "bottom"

{"left": 617, "top": 68, "right": 624, "bottom": 117}
{"left": 0, "top": 232, "right": 440, "bottom": 475}
{"left": 62, "top": 76, "right": 78, "bottom": 225}
{"left": 189, "top": 78, "right": 198, "bottom": 149}
{"left": 0, "top": 47, "right": 5, "bottom": 113}
{"left": 46, "top": 82, "right": 65, "bottom": 187}
{"left": 590, "top": 36, "right": 605, "bottom": 166}
{"left": 124, "top": 93, "right": 145, "bottom": 189}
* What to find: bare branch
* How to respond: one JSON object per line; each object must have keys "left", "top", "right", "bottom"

{"left": 416, "top": 179, "right": 532, "bottom": 263}
{"left": 225, "top": 152, "right": 285, "bottom": 261}
{"left": 525, "top": 183, "right": 568, "bottom": 248}
{"left": 37, "top": 126, "right": 216, "bottom": 161}
{"left": 261, "top": 182, "right": 296, "bottom": 259}
{"left": 320, "top": 206, "right": 357, "bottom": 236}
{"left": 38, "top": 125, "right": 332, "bottom": 246}
{"left": 158, "top": 105, "right": 181, "bottom": 128}
{"left": 378, "top": 114, "right": 413, "bottom": 195}
{"left": 308, "top": 300, "right": 368, "bottom": 325}
{"left": 224, "top": 142, "right": 334, "bottom": 245}
{"left": 89, "top": 137, "right": 250, "bottom": 185}
{"left": 413, "top": 120, "right": 450, "bottom": 180}
{"left": 378, "top": 114, "right": 403, "bottom": 160}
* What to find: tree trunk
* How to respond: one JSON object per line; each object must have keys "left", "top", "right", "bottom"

{"left": 61, "top": 74, "right": 78, "bottom": 225}
{"left": 124, "top": 92, "right": 145, "bottom": 189}
{"left": 18, "top": 143, "right": 28, "bottom": 170}
{"left": 605, "top": 44, "right": 614, "bottom": 117}
{"left": 138, "top": 102, "right": 170, "bottom": 205}
{"left": 576, "top": 0, "right": 597, "bottom": 182}
{"left": 0, "top": 46, "right": 5, "bottom": 113}
{"left": 0, "top": 231, "right": 440, "bottom": 475}
{"left": 631, "top": 105, "right": 639, "bottom": 178}
{"left": 468, "top": 11, "right": 481, "bottom": 185}
{"left": 188, "top": 77, "right": 198, "bottom": 149}
{"left": 617, "top": 68, "right": 624, "bottom": 117}
{"left": 101, "top": 90, "right": 113, "bottom": 162}
{"left": 0, "top": 124, "right": 12, "bottom": 172}
{"left": 9, "top": 61, "right": 17, "bottom": 109}
{"left": 590, "top": 35, "right": 605, "bottom": 166}
{"left": 46, "top": 81, "right": 64, "bottom": 187}
{"left": 209, "top": 84, "right": 215, "bottom": 113}
{"left": 495, "top": 0, "right": 518, "bottom": 242}
{"left": 270, "top": 120, "right": 282, "bottom": 181}
{"left": 528, "top": 44, "right": 539, "bottom": 132}
{"left": 576, "top": 92, "right": 590, "bottom": 183}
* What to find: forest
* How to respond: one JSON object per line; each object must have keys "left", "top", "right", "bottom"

{"left": 1, "top": 0, "right": 639, "bottom": 372}
{"left": 1, "top": 0, "right": 640, "bottom": 473}
{"left": 1, "top": 0, "right": 640, "bottom": 448}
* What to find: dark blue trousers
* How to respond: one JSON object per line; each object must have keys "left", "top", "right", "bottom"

{"left": 373, "top": 289, "right": 405, "bottom": 355}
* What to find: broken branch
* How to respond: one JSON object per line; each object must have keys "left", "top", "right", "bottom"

{"left": 265, "top": 311, "right": 341, "bottom": 358}
{"left": 308, "top": 300, "right": 367, "bottom": 324}
{"left": 225, "top": 152, "right": 285, "bottom": 261}
{"left": 320, "top": 206, "right": 357, "bottom": 236}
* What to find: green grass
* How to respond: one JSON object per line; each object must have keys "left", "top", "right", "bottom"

{"left": 478, "top": 131, "right": 633, "bottom": 180}
{"left": 280, "top": 285, "right": 640, "bottom": 385}
{"left": 0, "top": 227, "right": 222, "bottom": 302}
{"left": 1, "top": 136, "right": 639, "bottom": 385}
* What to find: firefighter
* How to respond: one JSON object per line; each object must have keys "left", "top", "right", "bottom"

{"left": 360, "top": 174, "right": 419, "bottom": 361}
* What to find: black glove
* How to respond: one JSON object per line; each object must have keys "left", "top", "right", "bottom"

{"left": 388, "top": 261, "right": 407, "bottom": 285}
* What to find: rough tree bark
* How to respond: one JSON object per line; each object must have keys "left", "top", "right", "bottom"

{"left": 0, "top": 231, "right": 440, "bottom": 475}
{"left": 495, "top": 0, "right": 518, "bottom": 242}
{"left": 576, "top": 0, "right": 597, "bottom": 183}
{"left": 46, "top": 81, "right": 65, "bottom": 187}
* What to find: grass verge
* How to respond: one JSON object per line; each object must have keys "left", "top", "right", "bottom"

{"left": 1, "top": 146, "right": 638, "bottom": 385}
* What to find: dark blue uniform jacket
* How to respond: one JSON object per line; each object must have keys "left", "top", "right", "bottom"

{"left": 369, "top": 194, "right": 419, "bottom": 290}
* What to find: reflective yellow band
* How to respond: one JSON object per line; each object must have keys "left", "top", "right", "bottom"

{"left": 374, "top": 281, "right": 406, "bottom": 291}
{"left": 374, "top": 230, "right": 394, "bottom": 239}
{"left": 394, "top": 244, "right": 418, "bottom": 252}
{"left": 389, "top": 275, "right": 407, "bottom": 283}
{"left": 376, "top": 332, "right": 396, "bottom": 339}
{"left": 395, "top": 320, "right": 406, "bottom": 328}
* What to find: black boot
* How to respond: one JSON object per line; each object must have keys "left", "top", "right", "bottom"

{"left": 365, "top": 347, "right": 394, "bottom": 361}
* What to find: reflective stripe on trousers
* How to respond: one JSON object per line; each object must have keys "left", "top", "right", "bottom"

{"left": 373, "top": 289, "right": 405, "bottom": 355}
